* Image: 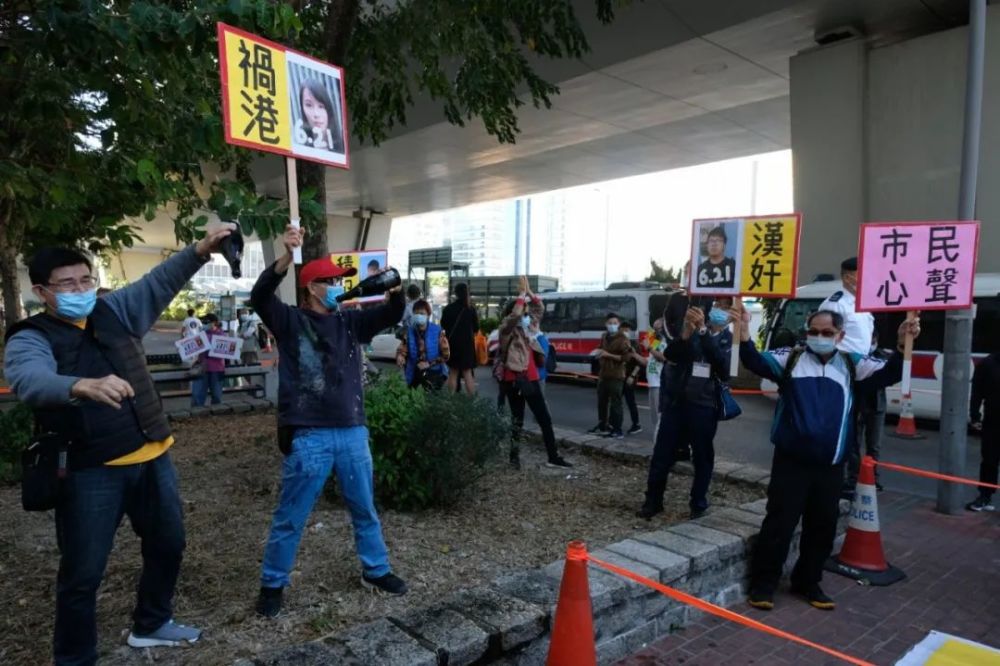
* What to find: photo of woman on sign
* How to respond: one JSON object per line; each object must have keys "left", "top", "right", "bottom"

{"left": 294, "top": 80, "right": 339, "bottom": 152}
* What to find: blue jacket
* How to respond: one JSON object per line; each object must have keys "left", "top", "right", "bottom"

{"left": 404, "top": 323, "right": 449, "bottom": 385}
{"left": 251, "top": 262, "right": 404, "bottom": 429}
{"left": 739, "top": 341, "right": 903, "bottom": 465}
{"left": 536, "top": 333, "right": 551, "bottom": 382}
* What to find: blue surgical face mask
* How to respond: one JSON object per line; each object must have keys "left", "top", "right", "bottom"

{"left": 412, "top": 313, "right": 428, "bottom": 328}
{"left": 521, "top": 315, "right": 531, "bottom": 329}
{"left": 709, "top": 309, "right": 730, "bottom": 327}
{"left": 323, "top": 284, "right": 345, "bottom": 310}
{"left": 54, "top": 289, "right": 97, "bottom": 320}
{"left": 806, "top": 335, "right": 837, "bottom": 355}
{"left": 606, "top": 323, "right": 619, "bottom": 335}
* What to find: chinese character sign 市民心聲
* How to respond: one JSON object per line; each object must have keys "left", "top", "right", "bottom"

{"left": 857, "top": 222, "right": 980, "bottom": 312}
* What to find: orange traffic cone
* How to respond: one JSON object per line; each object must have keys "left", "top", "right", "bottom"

{"left": 825, "top": 456, "right": 905, "bottom": 586}
{"left": 890, "top": 394, "right": 925, "bottom": 439}
{"left": 546, "top": 541, "right": 597, "bottom": 666}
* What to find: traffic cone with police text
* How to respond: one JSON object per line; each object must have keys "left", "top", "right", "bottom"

{"left": 546, "top": 541, "right": 597, "bottom": 666}
{"left": 825, "top": 456, "right": 905, "bottom": 586}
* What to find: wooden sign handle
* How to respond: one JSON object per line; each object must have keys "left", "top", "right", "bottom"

{"left": 901, "top": 309, "right": 918, "bottom": 398}
{"left": 286, "top": 157, "right": 302, "bottom": 265}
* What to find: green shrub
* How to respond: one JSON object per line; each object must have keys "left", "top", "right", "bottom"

{"left": 0, "top": 402, "right": 33, "bottom": 483}
{"left": 479, "top": 316, "right": 500, "bottom": 336}
{"left": 327, "top": 373, "right": 509, "bottom": 511}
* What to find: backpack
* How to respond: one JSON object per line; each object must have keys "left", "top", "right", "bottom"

{"left": 782, "top": 347, "right": 856, "bottom": 388}
{"left": 545, "top": 344, "right": 558, "bottom": 374}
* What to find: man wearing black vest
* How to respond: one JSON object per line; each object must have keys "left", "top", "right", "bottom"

{"left": 3, "top": 223, "right": 236, "bottom": 665}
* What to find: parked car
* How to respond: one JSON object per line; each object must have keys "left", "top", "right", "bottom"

{"left": 368, "top": 327, "right": 403, "bottom": 361}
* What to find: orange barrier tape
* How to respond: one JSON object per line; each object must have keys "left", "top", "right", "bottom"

{"left": 587, "top": 555, "right": 874, "bottom": 666}
{"left": 876, "top": 460, "right": 1000, "bottom": 491}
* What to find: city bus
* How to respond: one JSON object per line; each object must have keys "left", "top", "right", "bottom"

{"left": 758, "top": 274, "right": 1000, "bottom": 419}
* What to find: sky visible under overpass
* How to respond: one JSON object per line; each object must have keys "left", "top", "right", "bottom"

{"left": 277, "top": 0, "right": 969, "bottom": 219}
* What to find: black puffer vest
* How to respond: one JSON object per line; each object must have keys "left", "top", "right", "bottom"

{"left": 5, "top": 302, "right": 171, "bottom": 468}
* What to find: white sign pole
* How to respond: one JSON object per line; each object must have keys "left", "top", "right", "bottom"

{"left": 286, "top": 157, "right": 302, "bottom": 265}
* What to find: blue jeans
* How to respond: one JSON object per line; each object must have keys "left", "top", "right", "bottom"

{"left": 191, "top": 371, "right": 223, "bottom": 406}
{"left": 645, "top": 402, "right": 719, "bottom": 512}
{"left": 54, "top": 454, "right": 185, "bottom": 666}
{"left": 261, "top": 426, "right": 390, "bottom": 588}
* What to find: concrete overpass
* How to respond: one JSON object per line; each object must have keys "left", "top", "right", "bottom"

{"left": 115, "top": 0, "right": 1000, "bottom": 284}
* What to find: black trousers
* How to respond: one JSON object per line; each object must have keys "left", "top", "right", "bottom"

{"left": 623, "top": 382, "right": 640, "bottom": 427}
{"left": 979, "top": 423, "right": 999, "bottom": 495}
{"left": 750, "top": 448, "right": 843, "bottom": 594}
{"left": 844, "top": 387, "right": 886, "bottom": 490}
{"left": 503, "top": 380, "right": 559, "bottom": 460}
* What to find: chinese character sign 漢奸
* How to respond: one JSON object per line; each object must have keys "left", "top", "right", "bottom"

{"left": 688, "top": 214, "right": 801, "bottom": 298}
{"left": 856, "top": 221, "right": 980, "bottom": 312}
{"left": 217, "top": 23, "right": 348, "bottom": 168}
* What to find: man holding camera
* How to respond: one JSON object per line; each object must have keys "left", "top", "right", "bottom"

{"left": 251, "top": 225, "right": 407, "bottom": 618}
{"left": 3, "top": 223, "right": 237, "bottom": 665}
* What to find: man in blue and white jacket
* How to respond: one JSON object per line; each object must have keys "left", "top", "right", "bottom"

{"left": 734, "top": 304, "right": 920, "bottom": 612}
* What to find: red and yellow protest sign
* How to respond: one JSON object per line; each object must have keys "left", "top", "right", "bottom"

{"left": 217, "top": 23, "right": 349, "bottom": 168}
{"left": 688, "top": 214, "right": 801, "bottom": 298}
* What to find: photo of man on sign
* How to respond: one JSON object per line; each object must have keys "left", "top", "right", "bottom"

{"left": 694, "top": 220, "right": 740, "bottom": 292}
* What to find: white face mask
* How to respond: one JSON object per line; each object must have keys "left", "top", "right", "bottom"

{"left": 606, "top": 323, "right": 619, "bottom": 335}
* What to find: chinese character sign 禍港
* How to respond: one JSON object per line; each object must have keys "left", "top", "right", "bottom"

{"left": 218, "top": 23, "right": 349, "bottom": 168}
{"left": 856, "top": 222, "right": 980, "bottom": 312}
{"left": 688, "top": 214, "right": 800, "bottom": 298}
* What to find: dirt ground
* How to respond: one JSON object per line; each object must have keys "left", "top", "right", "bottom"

{"left": 0, "top": 412, "right": 762, "bottom": 665}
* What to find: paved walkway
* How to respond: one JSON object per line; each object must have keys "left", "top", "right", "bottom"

{"left": 617, "top": 491, "right": 1000, "bottom": 665}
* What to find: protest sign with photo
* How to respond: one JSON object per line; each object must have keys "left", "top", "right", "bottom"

{"left": 329, "top": 249, "right": 389, "bottom": 304}
{"left": 175, "top": 331, "right": 210, "bottom": 362}
{"left": 688, "top": 214, "right": 801, "bottom": 298}
{"left": 856, "top": 221, "right": 980, "bottom": 312}
{"left": 208, "top": 335, "right": 243, "bottom": 361}
{"left": 217, "top": 23, "right": 348, "bottom": 168}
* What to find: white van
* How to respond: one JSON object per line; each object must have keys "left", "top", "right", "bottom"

{"left": 759, "top": 274, "right": 1000, "bottom": 419}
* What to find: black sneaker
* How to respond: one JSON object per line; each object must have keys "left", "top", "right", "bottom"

{"left": 256, "top": 586, "right": 283, "bottom": 618}
{"left": 627, "top": 424, "right": 643, "bottom": 435}
{"left": 690, "top": 507, "right": 707, "bottom": 520}
{"left": 876, "top": 482, "right": 885, "bottom": 492}
{"left": 966, "top": 495, "right": 995, "bottom": 512}
{"left": 636, "top": 503, "right": 663, "bottom": 520}
{"left": 790, "top": 583, "right": 835, "bottom": 610}
{"left": 840, "top": 488, "right": 855, "bottom": 502}
{"left": 603, "top": 429, "right": 625, "bottom": 440}
{"left": 362, "top": 572, "right": 408, "bottom": 596}
{"left": 545, "top": 456, "right": 573, "bottom": 469}
{"left": 747, "top": 588, "right": 774, "bottom": 611}
{"left": 586, "top": 424, "right": 609, "bottom": 435}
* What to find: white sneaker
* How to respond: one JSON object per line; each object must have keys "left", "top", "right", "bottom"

{"left": 127, "top": 619, "right": 202, "bottom": 648}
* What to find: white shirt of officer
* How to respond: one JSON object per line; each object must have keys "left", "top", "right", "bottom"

{"left": 819, "top": 286, "right": 874, "bottom": 355}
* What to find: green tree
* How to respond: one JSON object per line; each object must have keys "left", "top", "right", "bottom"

{"left": 1, "top": 0, "right": 624, "bottom": 334}
{"left": 645, "top": 259, "right": 680, "bottom": 284}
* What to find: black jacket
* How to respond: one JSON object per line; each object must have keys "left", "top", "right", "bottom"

{"left": 251, "top": 262, "right": 404, "bottom": 428}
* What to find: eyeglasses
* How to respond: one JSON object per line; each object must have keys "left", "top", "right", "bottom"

{"left": 44, "top": 276, "right": 99, "bottom": 293}
{"left": 807, "top": 328, "right": 839, "bottom": 338}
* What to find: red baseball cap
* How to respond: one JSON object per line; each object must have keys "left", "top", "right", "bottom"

{"left": 299, "top": 257, "right": 357, "bottom": 286}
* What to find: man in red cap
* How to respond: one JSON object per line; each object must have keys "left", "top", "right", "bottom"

{"left": 250, "top": 225, "right": 407, "bottom": 618}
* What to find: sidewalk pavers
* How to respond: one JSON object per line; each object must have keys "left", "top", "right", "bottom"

{"left": 617, "top": 492, "right": 1000, "bottom": 665}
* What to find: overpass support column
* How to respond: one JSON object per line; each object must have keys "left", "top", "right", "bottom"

{"left": 790, "top": 39, "right": 868, "bottom": 279}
